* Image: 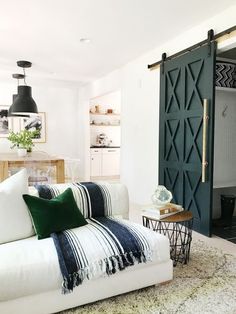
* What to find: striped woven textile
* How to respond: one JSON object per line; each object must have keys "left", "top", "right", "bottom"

{"left": 35, "top": 182, "right": 112, "bottom": 218}
{"left": 51, "top": 217, "right": 160, "bottom": 294}
{"left": 215, "top": 62, "right": 236, "bottom": 88}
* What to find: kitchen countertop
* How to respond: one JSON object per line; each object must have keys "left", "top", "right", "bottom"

{"left": 90, "top": 146, "right": 120, "bottom": 148}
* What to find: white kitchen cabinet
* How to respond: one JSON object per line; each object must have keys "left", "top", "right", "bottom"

{"left": 90, "top": 148, "right": 120, "bottom": 177}
{"left": 102, "top": 148, "right": 120, "bottom": 176}
{"left": 90, "top": 149, "right": 102, "bottom": 176}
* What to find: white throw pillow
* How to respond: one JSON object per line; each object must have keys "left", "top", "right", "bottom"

{"left": 0, "top": 169, "right": 35, "bottom": 244}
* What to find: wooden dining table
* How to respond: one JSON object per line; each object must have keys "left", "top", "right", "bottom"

{"left": 0, "top": 152, "right": 65, "bottom": 183}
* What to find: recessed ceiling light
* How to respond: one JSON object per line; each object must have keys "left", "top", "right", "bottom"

{"left": 80, "top": 38, "right": 91, "bottom": 44}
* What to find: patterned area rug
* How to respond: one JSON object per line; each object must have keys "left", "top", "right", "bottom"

{"left": 60, "top": 240, "right": 236, "bottom": 314}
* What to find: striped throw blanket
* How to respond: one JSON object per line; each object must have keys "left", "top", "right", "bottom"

{"left": 35, "top": 182, "right": 159, "bottom": 293}
{"left": 51, "top": 217, "right": 158, "bottom": 294}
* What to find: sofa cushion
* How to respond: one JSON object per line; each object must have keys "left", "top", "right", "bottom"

{"left": 23, "top": 188, "right": 88, "bottom": 239}
{"left": 0, "top": 169, "right": 34, "bottom": 244}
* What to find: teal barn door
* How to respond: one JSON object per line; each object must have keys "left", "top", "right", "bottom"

{"left": 159, "top": 42, "right": 216, "bottom": 236}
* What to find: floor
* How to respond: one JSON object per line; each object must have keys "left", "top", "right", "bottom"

{"left": 212, "top": 216, "right": 236, "bottom": 244}
{"left": 193, "top": 229, "right": 236, "bottom": 256}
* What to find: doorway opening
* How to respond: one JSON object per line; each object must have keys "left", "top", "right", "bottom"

{"left": 89, "top": 90, "right": 121, "bottom": 182}
{"left": 212, "top": 47, "right": 236, "bottom": 244}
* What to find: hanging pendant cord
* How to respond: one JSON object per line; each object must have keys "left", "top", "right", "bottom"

{"left": 148, "top": 25, "right": 236, "bottom": 70}
{"left": 23, "top": 68, "right": 27, "bottom": 85}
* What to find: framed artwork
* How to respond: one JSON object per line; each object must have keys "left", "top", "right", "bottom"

{"left": 0, "top": 106, "right": 13, "bottom": 138}
{"left": 20, "top": 112, "right": 46, "bottom": 143}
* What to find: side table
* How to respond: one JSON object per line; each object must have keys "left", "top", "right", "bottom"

{"left": 142, "top": 211, "right": 193, "bottom": 266}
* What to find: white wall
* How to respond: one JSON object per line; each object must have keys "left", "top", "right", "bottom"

{"left": 79, "top": 5, "right": 236, "bottom": 206}
{"left": 0, "top": 80, "right": 79, "bottom": 159}
{"left": 90, "top": 126, "right": 120, "bottom": 147}
{"left": 214, "top": 90, "right": 236, "bottom": 188}
{"left": 90, "top": 91, "right": 121, "bottom": 113}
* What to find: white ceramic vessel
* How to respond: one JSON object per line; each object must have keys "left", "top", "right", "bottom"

{"left": 17, "top": 148, "right": 27, "bottom": 157}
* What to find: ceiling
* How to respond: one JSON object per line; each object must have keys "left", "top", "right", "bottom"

{"left": 0, "top": 0, "right": 235, "bottom": 85}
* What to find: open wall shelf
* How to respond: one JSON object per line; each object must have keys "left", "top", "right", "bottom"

{"left": 216, "top": 86, "right": 236, "bottom": 93}
{"left": 90, "top": 124, "right": 120, "bottom": 127}
{"left": 90, "top": 113, "right": 120, "bottom": 116}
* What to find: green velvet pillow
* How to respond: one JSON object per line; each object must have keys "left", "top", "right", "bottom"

{"left": 23, "top": 188, "right": 88, "bottom": 239}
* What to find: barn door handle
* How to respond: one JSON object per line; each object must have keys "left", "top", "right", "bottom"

{"left": 202, "top": 99, "right": 209, "bottom": 183}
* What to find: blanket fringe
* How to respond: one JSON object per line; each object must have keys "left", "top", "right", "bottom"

{"left": 61, "top": 249, "right": 153, "bottom": 294}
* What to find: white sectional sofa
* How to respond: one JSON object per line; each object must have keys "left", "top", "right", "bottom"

{"left": 0, "top": 170, "right": 173, "bottom": 314}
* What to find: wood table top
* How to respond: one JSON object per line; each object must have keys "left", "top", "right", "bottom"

{"left": 159, "top": 211, "right": 193, "bottom": 222}
{"left": 0, "top": 152, "right": 63, "bottom": 162}
{"left": 143, "top": 210, "right": 193, "bottom": 223}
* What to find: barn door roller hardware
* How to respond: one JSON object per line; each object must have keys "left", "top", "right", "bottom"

{"left": 161, "top": 53, "right": 166, "bottom": 74}
{"left": 207, "top": 29, "right": 214, "bottom": 56}
{"left": 148, "top": 25, "right": 236, "bottom": 70}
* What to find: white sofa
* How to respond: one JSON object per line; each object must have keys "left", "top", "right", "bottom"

{"left": 0, "top": 170, "right": 173, "bottom": 314}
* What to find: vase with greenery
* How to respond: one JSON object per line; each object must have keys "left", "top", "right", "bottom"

{"left": 8, "top": 129, "right": 39, "bottom": 156}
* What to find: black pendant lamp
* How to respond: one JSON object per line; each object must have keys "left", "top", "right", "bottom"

{"left": 10, "top": 61, "right": 38, "bottom": 116}
{"left": 8, "top": 94, "right": 17, "bottom": 117}
{"left": 8, "top": 74, "right": 30, "bottom": 118}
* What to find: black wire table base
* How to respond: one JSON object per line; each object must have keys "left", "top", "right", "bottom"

{"left": 143, "top": 214, "right": 193, "bottom": 266}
